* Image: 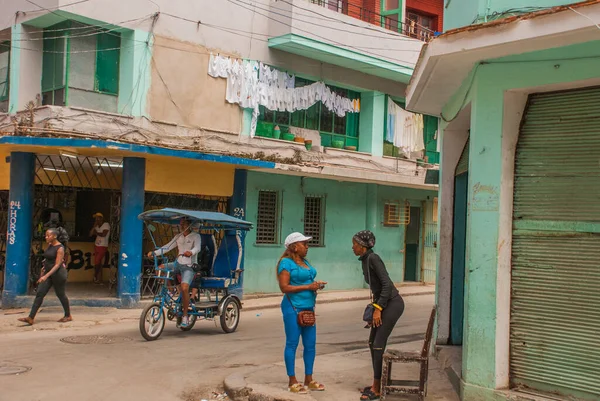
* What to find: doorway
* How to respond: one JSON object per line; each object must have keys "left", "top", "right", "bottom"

{"left": 450, "top": 173, "right": 468, "bottom": 345}
{"left": 404, "top": 206, "right": 421, "bottom": 282}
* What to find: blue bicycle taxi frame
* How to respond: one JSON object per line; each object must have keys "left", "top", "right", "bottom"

{"left": 138, "top": 208, "right": 253, "bottom": 341}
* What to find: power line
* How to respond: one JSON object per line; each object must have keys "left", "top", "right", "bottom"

{"left": 159, "top": 12, "right": 420, "bottom": 52}
{"left": 275, "top": 0, "right": 431, "bottom": 40}
{"left": 226, "top": 0, "right": 418, "bottom": 66}
{"left": 10, "top": 15, "right": 154, "bottom": 37}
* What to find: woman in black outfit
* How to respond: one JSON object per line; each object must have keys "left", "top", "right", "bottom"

{"left": 18, "top": 228, "right": 72, "bottom": 325}
{"left": 352, "top": 230, "right": 404, "bottom": 401}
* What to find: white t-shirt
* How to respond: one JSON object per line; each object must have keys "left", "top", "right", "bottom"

{"left": 94, "top": 222, "right": 111, "bottom": 247}
{"left": 153, "top": 232, "right": 202, "bottom": 267}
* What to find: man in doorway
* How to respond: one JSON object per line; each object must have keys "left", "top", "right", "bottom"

{"left": 147, "top": 218, "right": 201, "bottom": 328}
{"left": 89, "top": 212, "right": 110, "bottom": 285}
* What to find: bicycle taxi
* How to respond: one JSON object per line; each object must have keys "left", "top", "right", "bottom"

{"left": 138, "top": 208, "right": 253, "bottom": 341}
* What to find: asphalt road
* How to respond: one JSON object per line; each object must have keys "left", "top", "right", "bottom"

{"left": 0, "top": 294, "right": 434, "bottom": 401}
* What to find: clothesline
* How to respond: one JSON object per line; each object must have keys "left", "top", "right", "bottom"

{"left": 386, "top": 96, "right": 425, "bottom": 153}
{"left": 208, "top": 54, "right": 360, "bottom": 137}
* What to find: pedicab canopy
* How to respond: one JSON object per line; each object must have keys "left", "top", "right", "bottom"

{"left": 138, "top": 208, "right": 253, "bottom": 231}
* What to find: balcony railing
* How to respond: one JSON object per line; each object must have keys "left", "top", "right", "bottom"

{"left": 308, "top": 0, "right": 435, "bottom": 42}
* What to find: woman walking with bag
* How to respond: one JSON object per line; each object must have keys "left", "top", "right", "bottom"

{"left": 352, "top": 230, "right": 405, "bottom": 401}
{"left": 18, "top": 228, "right": 72, "bottom": 325}
{"left": 277, "top": 232, "right": 327, "bottom": 394}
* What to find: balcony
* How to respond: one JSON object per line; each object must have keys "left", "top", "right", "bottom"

{"left": 268, "top": 0, "right": 424, "bottom": 84}
{"left": 308, "top": 0, "right": 435, "bottom": 41}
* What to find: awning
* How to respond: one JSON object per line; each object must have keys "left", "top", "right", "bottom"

{"left": 406, "top": 0, "right": 600, "bottom": 116}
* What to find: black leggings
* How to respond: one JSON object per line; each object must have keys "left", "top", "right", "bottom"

{"left": 369, "top": 295, "right": 405, "bottom": 380}
{"left": 30, "top": 267, "right": 70, "bottom": 319}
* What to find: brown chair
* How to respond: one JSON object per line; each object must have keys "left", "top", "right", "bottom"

{"left": 381, "top": 306, "right": 437, "bottom": 401}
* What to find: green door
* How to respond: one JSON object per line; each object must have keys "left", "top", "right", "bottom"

{"left": 510, "top": 87, "right": 600, "bottom": 400}
{"left": 404, "top": 206, "right": 421, "bottom": 282}
{"left": 450, "top": 139, "right": 469, "bottom": 346}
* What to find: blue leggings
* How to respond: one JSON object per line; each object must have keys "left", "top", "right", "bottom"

{"left": 281, "top": 296, "right": 316, "bottom": 377}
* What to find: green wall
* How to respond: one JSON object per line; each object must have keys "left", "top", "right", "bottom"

{"left": 243, "top": 171, "right": 437, "bottom": 293}
{"left": 439, "top": 39, "right": 600, "bottom": 397}
{"left": 444, "top": 0, "right": 583, "bottom": 31}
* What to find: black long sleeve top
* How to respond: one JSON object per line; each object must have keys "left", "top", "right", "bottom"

{"left": 360, "top": 249, "right": 400, "bottom": 309}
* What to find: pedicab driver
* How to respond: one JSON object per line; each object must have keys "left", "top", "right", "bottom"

{"left": 147, "top": 217, "right": 201, "bottom": 328}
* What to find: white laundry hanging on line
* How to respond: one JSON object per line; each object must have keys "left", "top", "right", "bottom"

{"left": 209, "top": 54, "right": 359, "bottom": 137}
{"left": 392, "top": 106, "right": 425, "bottom": 153}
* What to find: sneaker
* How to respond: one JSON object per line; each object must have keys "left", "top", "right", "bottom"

{"left": 180, "top": 316, "right": 189, "bottom": 328}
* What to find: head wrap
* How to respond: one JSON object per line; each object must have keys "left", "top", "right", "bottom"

{"left": 353, "top": 230, "right": 376, "bottom": 249}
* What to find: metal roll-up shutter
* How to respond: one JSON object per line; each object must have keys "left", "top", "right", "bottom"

{"left": 511, "top": 86, "right": 600, "bottom": 400}
{"left": 455, "top": 139, "right": 469, "bottom": 176}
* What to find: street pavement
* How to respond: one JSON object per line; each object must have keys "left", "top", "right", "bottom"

{"left": 0, "top": 290, "right": 453, "bottom": 401}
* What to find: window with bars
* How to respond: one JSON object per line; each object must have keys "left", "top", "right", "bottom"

{"left": 383, "top": 201, "right": 410, "bottom": 227}
{"left": 304, "top": 196, "right": 325, "bottom": 247}
{"left": 256, "top": 191, "right": 280, "bottom": 244}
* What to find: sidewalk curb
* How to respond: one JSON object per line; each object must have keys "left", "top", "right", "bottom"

{"left": 241, "top": 291, "right": 435, "bottom": 312}
{"left": 224, "top": 372, "right": 253, "bottom": 400}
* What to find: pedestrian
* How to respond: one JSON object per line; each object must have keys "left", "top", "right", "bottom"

{"left": 89, "top": 212, "right": 110, "bottom": 284}
{"left": 352, "top": 230, "right": 405, "bottom": 401}
{"left": 276, "top": 232, "right": 327, "bottom": 394}
{"left": 18, "top": 228, "right": 72, "bottom": 325}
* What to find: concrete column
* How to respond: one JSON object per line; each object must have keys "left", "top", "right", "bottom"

{"left": 359, "top": 91, "right": 385, "bottom": 157}
{"left": 118, "top": 157, "right": 146, "bottom": 307}
{"left": 229, "top": 169, "right": 248, "bottom": 300}
{"left": 240, "top": 109, "right": 253, "bottom": 137}
{"left": 435, "top": 123, "right": 469, "bottom": 345}
{"left": 2, "top": 152, "right": 35, "bottom": 306}
{"left": 462, "top": 83, "right": 504, "bottom": 390}
{"left": 118, "top": 29, "right": 152, "bottom": 116}
{"left": 10, "top": 24, "right": 43, "bottom": 114}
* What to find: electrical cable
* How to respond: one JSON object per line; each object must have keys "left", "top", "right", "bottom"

{"left": 225, "top": 0, "right": 417, "bottom": 66}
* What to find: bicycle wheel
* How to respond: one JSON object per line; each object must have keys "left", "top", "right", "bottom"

{"left": 139, "top": 303, "right": 165, "bottom": 341}
{"left": 219, "top": 298, "right": 240, "bottom": 333}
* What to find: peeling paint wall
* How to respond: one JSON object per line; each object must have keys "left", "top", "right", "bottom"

{"left": 148, "top": 36, "right": 242, "bottom": 134}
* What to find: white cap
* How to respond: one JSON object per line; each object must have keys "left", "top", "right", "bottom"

{"left": 284, "top": 232, "right": 312, "bottom": 248}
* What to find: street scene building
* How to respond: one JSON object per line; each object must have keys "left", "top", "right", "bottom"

{"left": 0, "top": 0, "right": 442, "bottom": 308}
{"left": 407, "top": 0, "right": 600, "bottom": 400}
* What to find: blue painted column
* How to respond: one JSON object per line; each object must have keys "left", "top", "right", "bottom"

{"left": 118, "top": 157, "right": 146, "bottom": 308}
{"left": 229, "top": 169, "right": 248, "bottom": 300}
{"left": 2, "top": 152, "right": 35, "bottom": 307}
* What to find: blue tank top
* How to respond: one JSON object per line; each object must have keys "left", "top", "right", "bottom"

{"left": 278, "top": 258, "right": 317, "bottom": 309}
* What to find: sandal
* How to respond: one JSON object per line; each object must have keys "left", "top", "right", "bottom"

{"left": 17, "top": 317, "right": 34, "bottom": 325}
{"left": 360, "top": 388, "right": 380, "bottom": 400}
{"left": 58, "top": 316, "right": 73, "bottom": 323}
{"left": 288, "top": 383, "right": 308, "bottom": 394}
{"left": 306, "top": 381, "right": 325, "bottom": 391}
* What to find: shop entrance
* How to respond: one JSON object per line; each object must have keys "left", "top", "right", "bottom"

{"left": 31, "top": 154, "right": 122, "bottom": 298}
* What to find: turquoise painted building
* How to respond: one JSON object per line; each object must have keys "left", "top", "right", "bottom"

{"left": 0, "top": 1, "right": 439, "bottom": 306}
{"left": 407, "top": 1, "right": 600, "bottom": 400}
{"left": 244, "top": 172, "right": 438, "bottom": 294}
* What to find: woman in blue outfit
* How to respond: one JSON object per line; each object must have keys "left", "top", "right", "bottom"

{"left": 277, "top": 232, "right": 327, "bottom": 394}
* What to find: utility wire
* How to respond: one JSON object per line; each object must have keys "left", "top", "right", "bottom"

{"left": 225, "top": 0, "right": 417, "bottom": 66}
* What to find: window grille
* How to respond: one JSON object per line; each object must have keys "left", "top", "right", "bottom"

{"left": 383, "top": 200, "right": 410, "bottom": 226}
{"left": 304, "top": 196, "right": 325, "bottom": 246}
{"left": 256, "top": 191, "right": 280, "bottom": 244}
